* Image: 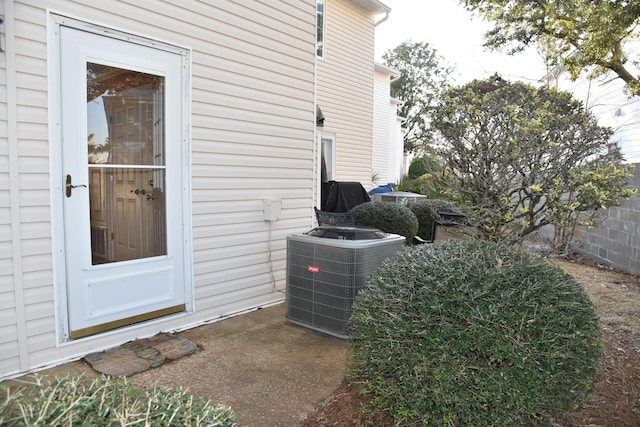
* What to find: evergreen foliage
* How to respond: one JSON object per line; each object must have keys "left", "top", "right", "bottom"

{"left": 0, "top": 374, "right": 238, "bottom": 426}
{"left": 349, "top": 239, "right": 603, "bottom": 426}
{"left": 352, "top": 201, "right": 418, "bottom": 244}
{"left": 461, "top": 0, "right": 640, "bottom": 96}
{"left": 407, "top": 156, "right": 429, "bottom": 179}
{"left": 410, "top": 199, "right": 462, "bottom": 241}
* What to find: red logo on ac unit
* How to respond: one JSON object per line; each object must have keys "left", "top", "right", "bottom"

{"left": 308, "top": 265, "right": 320, "bottom": 273}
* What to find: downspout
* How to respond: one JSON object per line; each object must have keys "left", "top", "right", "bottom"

{"left": 313, "top": 38, "right": 320, "bottom": 219}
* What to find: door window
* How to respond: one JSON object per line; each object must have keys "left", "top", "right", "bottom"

{"left": 87, "top": 63, "right": 167, "bottom": 264}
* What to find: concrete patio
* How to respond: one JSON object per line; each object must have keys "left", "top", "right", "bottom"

{"left": 21, "top": 304, "right": 349, "bottom": 426}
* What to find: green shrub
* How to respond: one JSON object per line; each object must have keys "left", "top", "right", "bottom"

{"left": 352, "top": 201, "right": 418, "bottom": 244}
{"left": 408, "top": 156, "right": 442, "bottom": 180}
{"left": 399, "top": 157, "right": 448, "bottom": 199}
{"left": 395, "top": 175, "right": 431, "bottom": 196}
{"left": 349, "top": 239, "right": 603, "bottom": 426}
{"left": 410, "top": 199, "right": 462, "bottom": 240}
{"left": 0, "top": 374, "right": 238, "bottom": 426}
{"left": 408, "top": 157, "right": 429, "bottom": 179}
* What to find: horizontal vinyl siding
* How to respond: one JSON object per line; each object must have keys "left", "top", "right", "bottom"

{"left": 14, "top": 1, "right": 77, "bottom": 371}
{"left": 185, "top": 0, "right": 316, "bottom": 327}
{"left": 317, "top": 0, "right": 375, "bottom": 187}
{"left": 553, "top": 45, "right": 640, "bottom": 163}
{"left": 14, "top": 0, "right": 71, "bottom": 368}
{"left": 372, "top": 71, "right": 391, "bottom": 184}
{"left": 3, "top": 0, "right": 315, "bottom": 378}
{"left": 2, "top": 0, "right": 23, "bottom": 375}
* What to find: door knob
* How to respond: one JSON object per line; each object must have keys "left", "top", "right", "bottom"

{"left": 65, "top": 174, "right": 87, "bottom": 197}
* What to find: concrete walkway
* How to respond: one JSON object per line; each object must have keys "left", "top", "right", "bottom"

{"left": 30, "top": 304, "right": 349, "bottom": 426}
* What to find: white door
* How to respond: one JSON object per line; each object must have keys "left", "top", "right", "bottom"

{"left": 59, "top": 24, "right": 189, "bottom": 339}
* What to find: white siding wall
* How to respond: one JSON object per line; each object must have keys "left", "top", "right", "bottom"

{"left": 4, "top": 0, "right": 54, "bottom": 375}
{"left": 388, "top": 99, "right": 404, "bottom": 184}
{"left": 372, "top": 68, "right": 391, "bottom": 184}
{"left": 551, "top": 48, "right": 640, "bottom": 163}
{"left": 0, "top": 0, "right": 22, "bottom": 376}
{"left": 582, "top": 76, "right": 640, "bottom": 163}
{"left": 570, "top": 75, "right": 640, "bottom": 163}
{"left": 372, "top": 63, "right": 403, "bottom": 186}
{"left": 2, "top": 0, "right": 316, "bottom": 379}
{"left": 316, "top": 0, "right": 376, "bottom": 188}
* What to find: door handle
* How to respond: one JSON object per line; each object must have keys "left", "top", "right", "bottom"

{"left": 65, "top": 174, "right": 87, "bottom": 197}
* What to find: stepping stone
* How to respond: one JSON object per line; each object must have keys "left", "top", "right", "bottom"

{"left": 84, "top": 332, "right": 197, "bottom": 376}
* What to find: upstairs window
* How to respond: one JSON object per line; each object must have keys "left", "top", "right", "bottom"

{"left": 316, "top": 0, "right": 324, "bottom": 57}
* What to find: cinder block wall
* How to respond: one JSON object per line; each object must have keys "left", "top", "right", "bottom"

{"left": 574, "top": 163, "right": 640, "bottom": 275}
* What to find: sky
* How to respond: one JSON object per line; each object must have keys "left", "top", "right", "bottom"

{"left": 374, "top": 0, "right": 547, "bottom": 84}
{"left": 374, "top": 1, "right": 640, "bottom": 163}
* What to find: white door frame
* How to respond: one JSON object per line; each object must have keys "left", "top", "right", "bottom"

{"left": 48, "top": 12, "right": 194, "bottom": 343}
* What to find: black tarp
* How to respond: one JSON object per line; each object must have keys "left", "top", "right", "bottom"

{"left": 321, "top": 181, "right": 370, "bottom": 212}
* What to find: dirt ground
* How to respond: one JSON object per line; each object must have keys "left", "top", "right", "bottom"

{"left": 302, "top": 253, "right": 640, "bottom": 426}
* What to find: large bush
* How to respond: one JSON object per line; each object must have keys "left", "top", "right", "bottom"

{"left": 349, "top": 239, "right": 603, "bottom": 426}
{"left": 352, "top": 201, "right": 418, "bottom": 244}
{"left": 0, "top": 374, "right": 238, "bottom": 426}
{"left": 432, "top": 76, "right": 635, "bottom": 246}
{"left": 410, "top": 199, "right": 462, "bottom": 240}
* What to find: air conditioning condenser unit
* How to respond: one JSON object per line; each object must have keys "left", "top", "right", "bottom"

{"left": 286, "top": 226, "right": 405, "bottom": 338}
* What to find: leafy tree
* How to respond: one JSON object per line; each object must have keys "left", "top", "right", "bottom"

{"left": 383, "top": 41, "right": 453, "bottom": 154}
{"left": 432, "top": 75, "right": 637, "bottom": 247}
{"left": 460, "top": 0, "right": 640, "bottom": 96}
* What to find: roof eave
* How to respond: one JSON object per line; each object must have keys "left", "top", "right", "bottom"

{"left": 348, "top": 0, "right": 391, "bottom": 15}
{"left": 375, "top": 62, "right": 400, "bottom": 77}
